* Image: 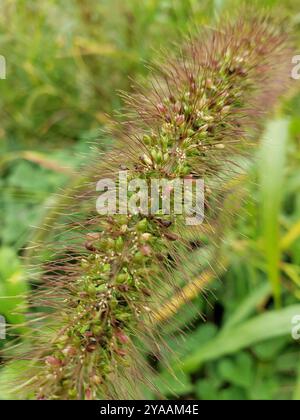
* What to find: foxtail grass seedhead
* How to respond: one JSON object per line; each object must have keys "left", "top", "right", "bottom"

{"left": 4, "top": 12, "right": 292, "bottom": 400}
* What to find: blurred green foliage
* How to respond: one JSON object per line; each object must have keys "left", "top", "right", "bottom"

{"left": 1, "top": 0, "right": 300, "bottom": 400}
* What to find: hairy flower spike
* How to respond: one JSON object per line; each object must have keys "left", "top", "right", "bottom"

{"left": 6, "top": 12, "right": 292, "bottom": 399}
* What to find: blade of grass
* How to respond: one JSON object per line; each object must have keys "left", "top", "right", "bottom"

{"left": 281, "top": 220, "right": 300, "bottom": 251}
{"left": 259, "top": 119, "right": 290, "bottom": 308}
{"left": 222, "top": 282, "right": 272, "bottom": 332}
{"left": 179, "top": 304, "right": 300, "bottom": 373}
{"left": 0, "top": 151, "right": 73, "bottom": 175}
{"left": 281, "top": 263, "right": 300, "bottom": 287}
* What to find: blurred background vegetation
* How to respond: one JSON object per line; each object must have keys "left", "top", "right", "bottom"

{"left": 1, "top": 0, "right": 300, "bottom": 400}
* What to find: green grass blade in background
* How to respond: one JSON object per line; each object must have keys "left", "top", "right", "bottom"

{"left": 0, "top": 248, "right": 28, "bottom": 329}
{"left": 180, "top": 304, "right": 300, "bottom": 373}
{"left": 0, "top": 361, "right": 30, "bottom": 400}
{"left": 259, "top": 119, "right": 290, "bottom": 308}
{"left": 222, "top": 282, "right": 272, "bottom": 332}
{"left": 281, "top": 219, "right": 300, "bottom": 251}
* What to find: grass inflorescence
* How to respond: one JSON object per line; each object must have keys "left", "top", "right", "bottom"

{"left": 5, "top": 11, "right": 293, "bottom": 400}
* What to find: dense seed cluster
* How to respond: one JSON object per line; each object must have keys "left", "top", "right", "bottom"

{"left": 9, "top": 13, "right": 292, "bottom": 399}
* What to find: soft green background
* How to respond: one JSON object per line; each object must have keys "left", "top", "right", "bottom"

{"left": 1, "top": 0, "right": 300, "bottom": 400}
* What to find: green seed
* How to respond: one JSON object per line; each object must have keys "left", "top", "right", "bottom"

{"left": 116, "top": 273, "right": 129, "bottom": 284}
{"left": 115, "top": 237, "right": 124, "bottom": 251}
{"left": 134, "top": 252, "right": 144, "bottom": 263}
{"left": 136, "top": 218, "right": 148, "bottom": 232}
{"left": 143, "top": 134, "right": 152, "bottom": 145}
